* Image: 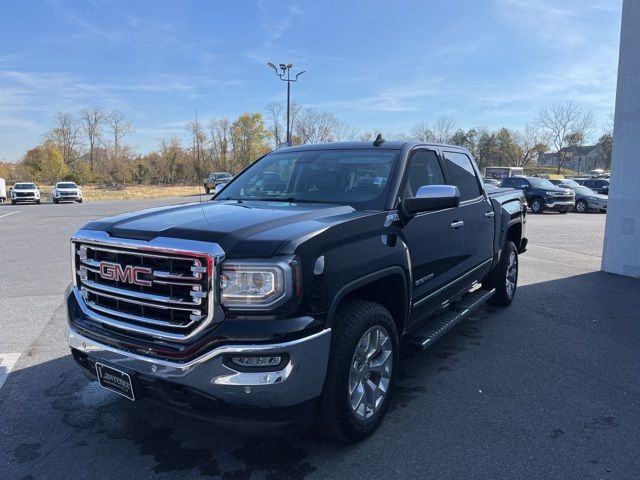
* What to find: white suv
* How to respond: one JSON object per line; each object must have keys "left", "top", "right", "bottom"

{"left": 11, "top": 182, "right": 41, "bottom": 204}
{"left": 53, "top": 181, "right": 83, "bottom": 204}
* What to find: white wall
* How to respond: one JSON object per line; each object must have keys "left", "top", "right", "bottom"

{"left": 602, "top": 0, "right": 640, "bottom": 278}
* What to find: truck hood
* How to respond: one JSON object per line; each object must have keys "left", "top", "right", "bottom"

{"left": 81, "top": 200, "right": 373, "bottom": 256}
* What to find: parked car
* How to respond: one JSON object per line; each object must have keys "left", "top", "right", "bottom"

{"left": 10, "top": 182, "right": 41, "bottom": 204}
{"left": 0, "top": 177, "right": 6, "bottom": 204}
{"left": 52, "top": 181, "right": 83, "bottom": 204}
{"left": 483, "top": 178, "right": 500, "bottom": 186}
{"left": 564, "top": 184, "right": 608, "bottom": 213}
{"left": 572, "top": 177, "right": 610, "bottom": 195}
{"left": 500, "top": 176, "right": 575, "bottom": 213}
{"left": 203, "top": 172, "right": 233, "bottom": 194}
{"left": 66, "top": 139, "right": 527, "bottom": 442}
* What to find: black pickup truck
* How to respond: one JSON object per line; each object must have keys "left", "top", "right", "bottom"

{"left": 66, "top": 140, "right": 527, "bottom": 442}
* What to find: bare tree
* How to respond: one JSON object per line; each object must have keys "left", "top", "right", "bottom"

{"left": 46, "top": 112, "right": 82, "bottom": 165}
{"left": 81, "top": 107, "right": 105, "bottom": 172}
{"left": 265, "top": 103, "right": 284, "bottom": 147}
{"left": 410, "top": 122, "right": 435, "bottom": 142}
{"left": 106, "top": 111, "right": 133, "bottom": 163}
{"left": 332, "top": 120, "right": 360, "bottom": 141}
{"left": 188, "top": 114, "right": 208, "bottom": 180}
{"left": 537, "top": 102, "right": 595, "bottom": 173}
{"left": 294, "top": 108, "right": 337, "bottom": 144}
{"left": 432, "top": 115, "right": 456, "bottom": 143}
{"left": 411, "top": 115, "right": 456, "bottom": 143}
{"left": 512, "top": 125, "right": 548, "bottom": 167}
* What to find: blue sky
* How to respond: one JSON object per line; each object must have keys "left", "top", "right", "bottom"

{"left": 0, "top": 0, "right": 622, "bottom": 161}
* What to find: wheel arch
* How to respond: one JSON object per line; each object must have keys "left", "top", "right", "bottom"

{"left": 328, "top": 266, "right": 410, "bottom": 336}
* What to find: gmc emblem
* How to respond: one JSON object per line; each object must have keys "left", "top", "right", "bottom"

{"left": 99, "top": 262, "right": 152, "bottom": 287}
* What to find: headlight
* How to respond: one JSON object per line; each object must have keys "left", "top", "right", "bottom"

{"left": 220, "top": 257, "right": 299, "bottom": 309}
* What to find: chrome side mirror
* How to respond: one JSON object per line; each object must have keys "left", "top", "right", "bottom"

{"left": 401, "top": 185, "right": 460, "bottom": 217}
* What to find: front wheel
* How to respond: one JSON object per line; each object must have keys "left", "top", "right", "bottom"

{"left": 204, "top": 186, "right": 210, "bottom": 194}
{"left": 575, "top": 200, "right": 588, "bottom": 213}
{"left": 530, "top": 197, "right": 544, "bottom": 214}
{"left": 36, "top": 199, "right": 41, "bottom": 204}
{"left": 487, "top": 241, "right": 519, "bottom": 307}
{"left": 316, "top": 300, "right": 398, "bottom": 443}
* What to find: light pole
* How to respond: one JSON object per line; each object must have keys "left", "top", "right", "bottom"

{"left": 267, "top": 62, "right": 305, "bottom": 147}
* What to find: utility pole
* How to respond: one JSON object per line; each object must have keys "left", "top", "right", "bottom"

{"left": 267, "top": 62, "right": 305, "bottom": 147}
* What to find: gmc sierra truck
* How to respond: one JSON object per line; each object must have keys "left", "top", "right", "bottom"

{"left": 66, "top": 139, "right": 527, "bottom": 442}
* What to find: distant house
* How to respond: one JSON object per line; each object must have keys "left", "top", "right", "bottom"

{"left": 537, "top": 145, "right": 607, "bottom": 173}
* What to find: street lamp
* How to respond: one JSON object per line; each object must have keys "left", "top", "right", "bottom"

{"left": 267, "top": 62, "right": 305, "bottom": 147}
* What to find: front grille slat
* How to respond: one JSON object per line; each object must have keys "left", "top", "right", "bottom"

{"left": 73, "top": 239, "right": 218, "bottom": 341}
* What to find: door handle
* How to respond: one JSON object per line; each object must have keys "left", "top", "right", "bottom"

{"left": 484, "top": 211, "right": 495, "bottom": 218}
{"left": 450, "top": 220, "right": 465, "bottom": 229}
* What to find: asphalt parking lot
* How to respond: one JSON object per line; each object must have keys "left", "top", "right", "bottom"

{"left": 1, "top": 200, "right": 639, "bottom": 479}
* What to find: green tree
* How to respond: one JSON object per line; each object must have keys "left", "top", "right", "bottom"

{"left": 231, "top": 113, "right": 270, "bottom": 170}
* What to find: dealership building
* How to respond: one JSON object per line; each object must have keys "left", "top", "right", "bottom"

{"left": 601, "top": 0, "right": 640, "bottom": 278}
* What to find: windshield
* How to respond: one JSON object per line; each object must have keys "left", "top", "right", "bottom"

{"left": 217, "top": 149, "right": 399, "bottom": 209}
{"left": 559, "top": 179, "right": 580, "bottom": 188}
{"left": 573, "top": 186, "right": 597, "bottom": 195}
{"left": 217, "top": 173, "right": 232, "bottom": 180}
{"left": 528, "top": 178, "right": 556, "bottom": 189}
{"left": 57, "top": 182, "right": 77, "bottom": 188}
{"left": 14, "top": 183, "right": 36, "bottom": 190}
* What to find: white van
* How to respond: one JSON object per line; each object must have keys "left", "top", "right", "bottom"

{"left": 0, "top": 178, "right": 6, "bottom": 203}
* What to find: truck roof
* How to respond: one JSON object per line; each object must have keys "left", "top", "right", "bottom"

{"left": 275, "top": 140, "right": 469, "bottom": 153}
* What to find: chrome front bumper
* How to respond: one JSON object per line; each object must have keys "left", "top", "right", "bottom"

{"left": 68, "top": 326, "right": 332, "bottom": 408}
{"left": 544, "top": 200, "right": 575, "bottom": 208}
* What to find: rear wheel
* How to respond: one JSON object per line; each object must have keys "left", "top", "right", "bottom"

{"left": 576, "top": 199, "right": 588, "bottom": 213}
{"left": 530, "top": 197, "right": 544, "bottom": 214}
{"left": 487, "top": 241, "right": 519, "bottom": 307}
{"left": 316, "top": 300, "right": 398, "bottom": 443}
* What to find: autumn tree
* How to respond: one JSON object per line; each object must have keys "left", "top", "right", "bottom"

{"left": 231, "top": 113, "right": 270, "bottom": 170}
{"left": 209, "top": 118, "right": 233, "bottom": 172}
{"left": 19, "top": 142, "right": 68, "bottom": 184}
{"left": 106, "top": 111, "right": 133, "bottom": 163}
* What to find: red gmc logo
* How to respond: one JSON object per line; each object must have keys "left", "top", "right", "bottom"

{"left": 99, "top": 262, "right": 152, "bottom": 287}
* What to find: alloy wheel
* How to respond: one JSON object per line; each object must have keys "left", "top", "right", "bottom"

{"left": 505, "top": 251, "right": 518, "bottom": 299}
{"left": 348, "top": 326, "right": 393, "bottom": 420}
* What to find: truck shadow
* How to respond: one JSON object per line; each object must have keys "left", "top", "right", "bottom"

{"left": 2, "top": 271, "right": 639, "bottom": 479}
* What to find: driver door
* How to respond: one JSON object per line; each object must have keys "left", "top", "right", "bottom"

{"left": 401, "top": 149, "right": 466, "bottom": 326}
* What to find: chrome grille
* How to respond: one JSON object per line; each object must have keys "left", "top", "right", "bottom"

{"left": 71, "top": 231, "right": 224, "bottom": 341}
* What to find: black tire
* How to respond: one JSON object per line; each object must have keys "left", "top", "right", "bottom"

{"left": 204, "top": 186, "right": 210, "bottom": 194}
{"left": 11, "top": 199, "right": 15, "bottom": 205}
{"left": 487, "top": 241, "right": 519, "bottom": 307}
{"left": 530, "top": 197, "right": 544, "bottom": 214}
{"left": 315, "top": 300, "right": 399, "bottom": 443}
{"left": 575, "top": 199, "right": 588, "bottom": 213}
{"left": 77, "top": 198, "right": 83, "bottom": 203}
{"left": 36, "top": 199, "right": 41, "bottom": 204}
{"left": 53, "top": 198, "right": 59, "bottom": 204}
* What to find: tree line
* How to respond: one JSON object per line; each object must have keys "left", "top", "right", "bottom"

{"left": 0, "top": 100, "right": 612, "bottom": 185}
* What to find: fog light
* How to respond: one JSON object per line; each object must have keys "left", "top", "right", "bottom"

{"left": 231, "top": 356, "right": 282, "bottom": 368}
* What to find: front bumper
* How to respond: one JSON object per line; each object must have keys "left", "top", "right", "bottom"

{"left": 544, "top": 200, "right": 575, "bottom": 210}
{"left": 68, "top": 325, "right": 331, "bottom": 410}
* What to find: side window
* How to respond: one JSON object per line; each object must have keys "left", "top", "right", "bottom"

{"left": 442, "top": 151, "right": 482, "bottom": 201}
{"left": 502, "top": 178, "right": 515, "bottom": 188}
{"left": 403, "top": 150, "right": 445, "bottom": 198}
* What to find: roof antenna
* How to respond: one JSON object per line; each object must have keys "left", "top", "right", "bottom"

{"left": 373, "top": 133, "right": 385, "bottom": 147}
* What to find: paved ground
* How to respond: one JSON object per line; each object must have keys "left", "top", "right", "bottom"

{"left": 1, "top": 202, "right": 639, "bottom": 480}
